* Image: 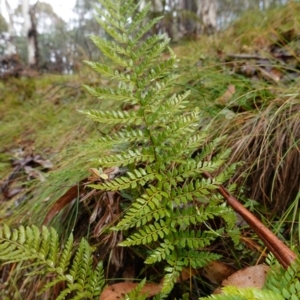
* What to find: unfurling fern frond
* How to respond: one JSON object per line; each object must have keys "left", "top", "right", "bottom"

{"left": 0, "top": 224, "right": 104, "bottom": 300}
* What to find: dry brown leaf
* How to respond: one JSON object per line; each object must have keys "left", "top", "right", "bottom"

{"left": 240, "top": 235, "right": 267, "bottom": 256}
{"left": 179, "top": 267, "right": 197, "bottom": 282}
{"left": 203, "top": 261, "right": 236, "bottom": 285}
{"left": 100, "top": 267, "right": 196, "bottom": 299}
{"left": 217, "top": 264, "right": 270, "bottom": 293}
{"left": 257, "top": 66, "right": 281, "bottom": 83}
{"left": 99, "top": 282, "right": 163, "bottom": 300}
{"left": 216, "top": 84, "right": 236, "bottom": 105}
{"left": 43, "top": 184, "right": 83, "bottom": 225}
{"left": 24, "top": 166, "right": 46, "bottom": 182}
{"left": 33, "top": 156, "right": 53, "bottom": 169}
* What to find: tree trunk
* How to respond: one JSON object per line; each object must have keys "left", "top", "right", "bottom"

{"left": 177, "top": 0, "right": 198, "bottom": 37}
{"left": 5, "top": 0, "right": 16, "bottom": 55}
{"left": 22, "top": 0, "right": 39, "bottom": 68}
{"left": 263, "top": 0, "right": 271, "bottom": 9}
{"left": 197, "top": 0, "right": 217, "bottom": 35}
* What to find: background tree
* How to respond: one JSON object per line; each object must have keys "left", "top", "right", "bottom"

{"left": 0, "top": 0, "right": 291, "bottom": 73}
{"left": 197, "top": 0, "right": 217, "bottom": 34}
{"left": 4, "top": 0, "right": 15, "bottom": 55}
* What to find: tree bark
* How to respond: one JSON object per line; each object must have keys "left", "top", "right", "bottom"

{"left": 22, "top": 0, "right": 39, "bottom": 68}
{"left": 197, "top": 0, "right": 217, "bottom": 35}
{"left": 5, "top": 0, "right": 16, "bottom": 55}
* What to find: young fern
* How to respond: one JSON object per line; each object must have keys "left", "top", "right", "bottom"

{"left": 81, "top": 0, "right": 239, "bottom": 295}
{"left": 0, "top": 224, "right": 104, "bottom": 299}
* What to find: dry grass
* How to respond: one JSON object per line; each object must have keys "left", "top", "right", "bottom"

{"left": 215, "top": 95, "right": 300, "bottom": 217}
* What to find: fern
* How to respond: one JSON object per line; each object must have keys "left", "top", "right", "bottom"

{"left": 0, "top": 224, "right": 104, "bottom": 299}
{"left": 81, "top": 0, "right": 239, "bottom": 295}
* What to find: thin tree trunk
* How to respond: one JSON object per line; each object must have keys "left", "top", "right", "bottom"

{"left": 5, "top": 0, "right": 16, "bottom": 55}
{"left": 29, "top": 3, "right": 39, "bottom": 68}
{"left": 178, "top": 0, "right": 198, "bottom": 37}
{"left": 263, "top": 0, "right": 271, "bottom": 9}
{"left": 22, "top": 0, "right": 39, "bottom": 67}
{"left": 197, "top": 0, "right": 217, "bottom": 35}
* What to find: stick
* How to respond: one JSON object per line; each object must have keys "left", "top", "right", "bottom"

{"left": 203, "top": 171, "right": 297, "bottom": 269}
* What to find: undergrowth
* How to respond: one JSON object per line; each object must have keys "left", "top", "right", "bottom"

{"left": 0, "top": 0, "right": 300, "bottom": 299}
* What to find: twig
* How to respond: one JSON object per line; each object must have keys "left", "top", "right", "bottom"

{"left": 203, "top": 171, "right": 297, "bottom": 269}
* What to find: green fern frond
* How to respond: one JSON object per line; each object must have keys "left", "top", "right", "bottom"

{"left": 97, "top": 128, "right": 148, "bottom": 147}
{"left": 82, "top": 85, "right": 137, "bottom": 103}
{"left": 82, "top": 0, "right": 240, "bottom": 297}
{"left": 115, "top": 185, "right": 169, "bottom": 230}
{"left": 177, "top": 249, "right": 221, "bottom": 269}
{"left": 119, "top": 220, "right": 171, "bottom": 246}
{"left": 145, "top": 241, "right": 175, "bottom": 264}
{"left": 172, "top": 230, "right": 223, "bottom": 249}
{"left": 91, "top": 167, "right": 162, "bottom": 190}
{"left": 80, "top": 109, "right": 142, "bottom": 125}
{"left": 124, "top": 278, "right": 149, "bottom": 300}
{"left": 162, "top": 262, "right": 184, "bottom": 295}
{"left": 0, "top": 225, "right": 104, "bottom": 299}
{"left": 264, "top": 257, "right": 300, "bottom": 299}
{"left": 201, "top": 286, "right": 284, "bottom": 300}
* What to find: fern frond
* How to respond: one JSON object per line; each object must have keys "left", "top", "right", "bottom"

{"left": 97, "top": 128, "right": 148, "bottom": 147}
{"left": 120, "top": 220, "right": 171, "bottom": 246}
{"left": 265, "top": 257, "right": 300, "bottom": 298}
{"left": 82, "top": 86, "right": 137, "bottom": 103}
{"left": 177, "top": 249, "right": 221, "bottom": 269}
{"left": 115, "top": 185, "right": 169, "bottom": 230}
{"left": 201, "top": 286, "right": 284, "bottom": 300}
{"left": 133, "top": 17, "right": 165, "bottom": 43}
{"left": 83, "top": 61, "right": 133, "bottom": 83}
{"left": 170, "top": 179, "right": 217, "bottom": 206}
{"left": 131, "top": 34, "right": 166, "bottom": 61}
{"left": 0, "top": 225, "right": 104, "bottom": 299}
{"left": 145, "top": 241, "right": 175, "bottom": 264}
{"left": 90, "top": 167, "right": 162, "bottom": 191}
{"left": 172, "top": 230, "right": 222, "bottom": 249}
{"left": 162, "top": 262, "right": 183, "bottom": 295}
{"left": 98, "top": 148, "right": 155, "bottom": 167}
{"left": 80, "top": 109, "right": 142, "bottom": 125}
{"left": 82, "top": 0, "right": 242, "bottom": 297}
{"left": 125, "top": 278, "right": 149, "bottom": 300}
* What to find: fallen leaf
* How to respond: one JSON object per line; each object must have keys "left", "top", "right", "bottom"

{"left": 203, "top": 261, "right": 236, "bottom": 285}
{"left": 214, "top": 264, "right": 270, "bottom": 294}
{"left": 99, "top": 267, "right": 196, "bottom": 299}
{"left": 179, "top": 267, "right": 197, "bottom": 282}
{"left": 33, "top": 156, "right": 53, "bottom": 169}
{"left": 43, "top": 184, "right": 83, "bottom": 225}
{"left": 216, "top": 84, "right": 236, "bottom": 105}
{"left": 99, "top": 282, "right": 163, "bottom": 300}
{"left": 24, "top": 166, "right": 46, "bottom": 182}
{"left": 240, "top": 235, "right": 267, "bottom": 256}
{"left": 257, "top": 66, "right": 281, "bottom": 83}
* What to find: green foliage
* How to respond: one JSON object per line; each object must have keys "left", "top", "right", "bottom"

{"left": 0, "top": 224, "right": 104, "bottom": 299}
{"left": 81, "top": 0, "right": 239, "bottom": 296}
{"left": 201, "top": 287, "right": 284, "bottom": 300}
{"left": 124, "top": 279, "right": 149, "bottom": 300}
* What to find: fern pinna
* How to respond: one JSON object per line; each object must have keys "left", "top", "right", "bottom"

{"left": 81, "top": 0, "right": 238, "bottom": 295}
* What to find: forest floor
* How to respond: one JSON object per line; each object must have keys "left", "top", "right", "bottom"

{"left": 1, "top": 2, "right": 300, "bottom": 299}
